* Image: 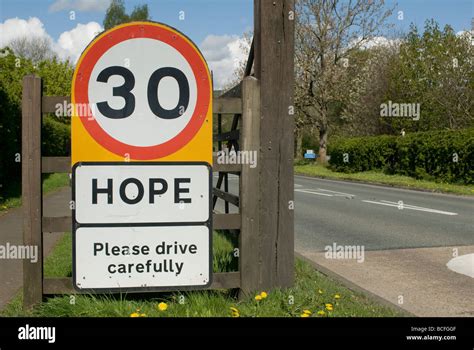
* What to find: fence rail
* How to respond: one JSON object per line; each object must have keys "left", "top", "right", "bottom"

{"left": 42, "top": 156, "right": 243, "bottom": 174}
{"left": 42, "top": 213, "right": 241, "bottom": 233}
{"left": 43, "top": 272, "right": 241, "bottom": 295}
{"left": 42, "top": 96, "right": 242, "bottom": 115}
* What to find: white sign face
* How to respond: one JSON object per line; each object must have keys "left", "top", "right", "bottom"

{"left": 74, "top": 225, "right": 210, "bottom": 290}
{"left": 88, "top": 38, "right": 198, "bottom": 147}
{"left": 73, "top": 163, "right": 211, "bottom": 224}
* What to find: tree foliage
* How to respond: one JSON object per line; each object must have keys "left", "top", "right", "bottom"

{"left": 8, "top": 36, "right": 55, "bottom": 64}
{"left": 103, "top": 0, "right": 150, "bottom": 30}
{"left": 295, "top": 0, "right": 394, "bottom": 162}
{"left": 385, "top": 20, "right": 473, "bottom": 132}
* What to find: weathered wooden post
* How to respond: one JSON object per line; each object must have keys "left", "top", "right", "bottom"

{"left": 21, "top": 75, "right": 43, "bottom": 309}
{"left": 253, "top": 0, "right": 295, "bottom": 289}
{"left": 240, "top": 76, "right": 261, "bottom": 294}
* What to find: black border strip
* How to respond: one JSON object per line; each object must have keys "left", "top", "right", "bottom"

{"left": 72, "top": 161, "right": 213, "bottom": 293}
{"left": 2, "top": 317, "right": 474, "bottom": 347}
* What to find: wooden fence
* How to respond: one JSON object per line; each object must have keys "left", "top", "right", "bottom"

{"left": 22, "top": 0, "right": 294, "bottom": 309}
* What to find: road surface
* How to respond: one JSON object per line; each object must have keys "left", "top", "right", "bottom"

{"left": 214, "top": 174, "right": 473, "bottom": 250}
{"left": 214, "top": 174, "right": 474, "bottom": 316}
{"left": 293, "top": 175, "right": 473, "bottom": 252}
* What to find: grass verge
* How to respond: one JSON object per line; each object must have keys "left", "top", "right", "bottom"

{"left": 295, "top": 164, "right": 474, "bottom": 196}
{"left": 0, "top": 173, "right": 70, "bottom": 212}
{"left": 1, "top": 231, "right": 404, "bottom": 317}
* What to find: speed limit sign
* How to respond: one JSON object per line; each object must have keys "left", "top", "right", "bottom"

{"left": 71, "top": 22, "right": 213, "bottom": 292}
{"left": 71, "top": 21, "right": 212, "bottom": 163}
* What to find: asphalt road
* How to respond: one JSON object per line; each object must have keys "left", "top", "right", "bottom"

{"left": 214, "top": 174, "right": 474, "bottom": 251}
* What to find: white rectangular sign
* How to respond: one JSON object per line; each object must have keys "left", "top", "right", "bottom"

{"left": 74, "top": 225, "right": 211, "bottom": 290}
{"left": 73, "top": 162, "right": 211, "bottom": 224}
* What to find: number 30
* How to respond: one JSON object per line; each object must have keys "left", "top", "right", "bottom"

{"left": 96, "top": 66, "right": 190, "bottom": 120}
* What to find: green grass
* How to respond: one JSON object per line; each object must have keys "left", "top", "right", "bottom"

{"left": 44, "top": 233, "right": 73, "bottom": 278}
{"left": 295, "top": 163, "right": 474, "bottom": 196}
{"left": 0, "top": 173, "right": 70, "bottom": 212}
{"left": 42, "top": 173, "right": 70, "bottom": 194}
{"left": 1, "top": 231, "right": 404, "bottom": 317}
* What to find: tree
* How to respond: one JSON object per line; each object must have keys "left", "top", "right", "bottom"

{"left": 129, "top": 4, "right": 150, "bottom": 22}
{"left": 386, "top": 20, "right": 473, "bottom": 132}
{"left": 295, "top": 0, "right": 393, "bottom": 163}
{"left": 103, "top": 0, "right": 150, "bottom": 30}
{"left": 8, "top": 36, "right": 54, "bottom": 64}
{"left": 338, "top": 42, "right": 400, "bottom": 137}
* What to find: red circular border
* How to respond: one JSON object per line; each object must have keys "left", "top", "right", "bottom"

{"left": 74, "top": 23, "right": 210, "bottom": 160}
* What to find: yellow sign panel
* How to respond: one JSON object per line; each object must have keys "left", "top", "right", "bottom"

{"left": 71, "top": 22, "right": 212, "bottom": 165}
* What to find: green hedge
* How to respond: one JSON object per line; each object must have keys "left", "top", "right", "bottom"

{"left": 328, "top": 129, "right": 474, "bottom": 184}
{"left": 42, "top": 116, "right": 71, "bottom": 157}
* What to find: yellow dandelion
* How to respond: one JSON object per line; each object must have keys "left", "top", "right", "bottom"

{"left": 317, "top": 310, "right": 326, "bottom": 316}
{"left": 318, "top": 289, "right": 323, "bottom": 294}
{"left": 139, "top": 313, "right": 147, "bottom": 317}
{"left": 230, "top": 306, "right": 240, "bottom": 317}
{"left": 157, "top": 302, "right": 168, "bottom": 311}
{"left": 255, "top": 295, "right": 262, "bottom": 301}
{"left": 260, "top": 292, "right": 268, "bottom": 299}
{"left": 300, "top": 313, "right": 310, "bottom": 318}
{"left": 334, "top": 294, "right": 341, "bottom": 299}
{"left": 130, "top": 312, "right": 140, "bottom": 317}
{"left": 325, "top": 303, "right": 333, "bottom": 311}
{"left": 303, "top": 309, "right": 312, "bottom": 315}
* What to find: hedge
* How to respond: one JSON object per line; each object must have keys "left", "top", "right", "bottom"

{"left": 328, "top": 129, "right": 474, "bottom": 184}
{"left": 0, "top": 114, "right": 70, "bottom": 201}
{"left": 42, "top": 116, "right": 71, "bottom": 157}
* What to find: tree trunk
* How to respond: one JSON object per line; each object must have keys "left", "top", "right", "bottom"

{"left": 318, "top": 127, "right": 328, "bottom": 164}
{"left": 295, "top": 130, "right": 303, "bottom": 160}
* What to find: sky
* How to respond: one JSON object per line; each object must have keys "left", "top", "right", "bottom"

{"left": 0, "top": 0, "right": 472, "bottom": 88}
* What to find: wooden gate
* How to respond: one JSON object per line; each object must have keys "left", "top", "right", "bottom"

{"left": 21, "top": 0, "right": 294, "bottom": 309}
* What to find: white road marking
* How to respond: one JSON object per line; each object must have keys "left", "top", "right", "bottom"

{"left": 295, "top": 187, "right": 355, "bottom": 197}
{"left": 315, "top": 188, "right": 355, "bottom": 197}
{"left": 380, "top": 200, "right": 459, "bottom": 215}
{"left": 447, "top": 254, "right": 474, "bottom": 278}
{"left": 295, "top": 189, "right": 333, "bottom": 196}
{"left": 294, "top": 184, "right": 303, "bottom": 188}
{"left": 362, "top": 200, "right": 458, "bottom": 216}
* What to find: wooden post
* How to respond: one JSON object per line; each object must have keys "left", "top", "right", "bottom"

{"left": 240, "top": 76, "right": 261, "bottom": 295}
{"left": 253, "top": 0, "right": 295, "bottom": 289}
{"left": 22, "top": 75, "right": 43, "bottom": 309}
